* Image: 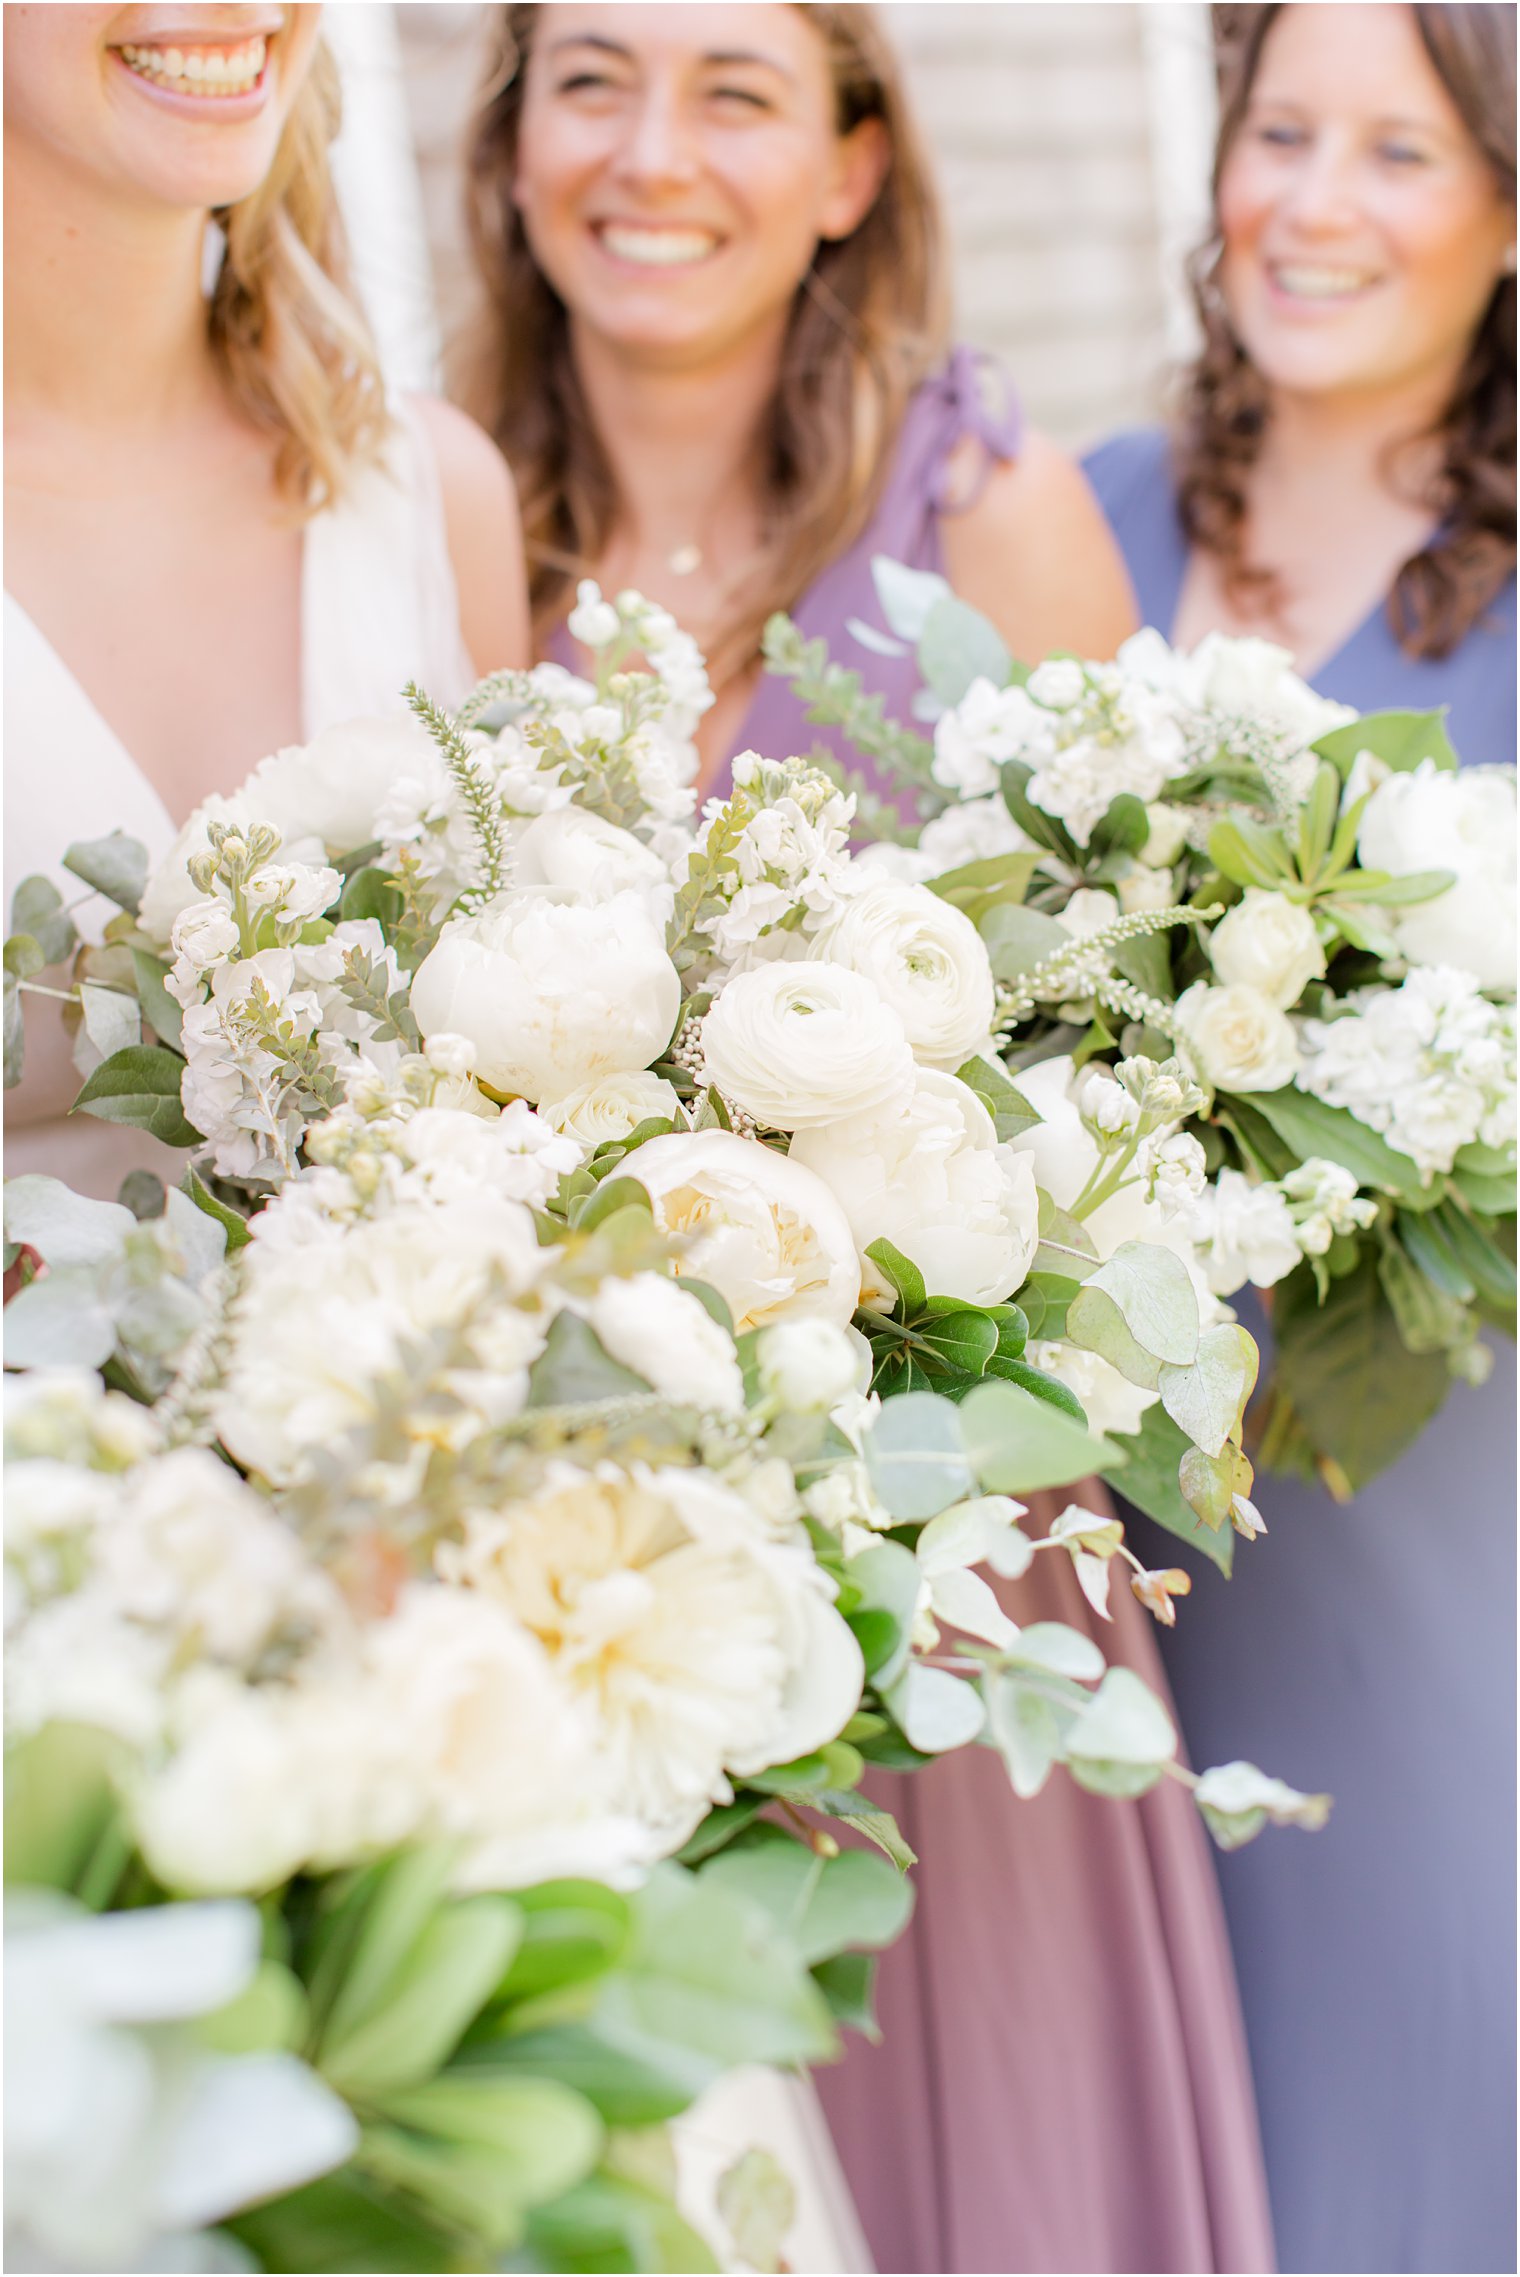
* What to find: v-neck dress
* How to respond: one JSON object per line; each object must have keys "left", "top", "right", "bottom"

{"left": 3, "top": 398, "right": 476, "bottom": 1199}
{"left": 1085, "top": 425, "right": 1517, "bottom": 2276}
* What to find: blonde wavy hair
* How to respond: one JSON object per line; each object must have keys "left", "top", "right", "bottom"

{"left": 462, "top": 3, "right": 948, "bottom": 680}
{"left": 209, "top": 39, "right": 390, "bottom": 514}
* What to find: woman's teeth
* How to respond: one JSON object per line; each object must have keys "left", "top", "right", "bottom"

{"left": 118, "top": 36, "right": 268, "bottom": 95}
{"left": 599, "top": 225, "right": 720, "bottom": 268}
{"left": 1271, "top": 264, "right": 1378, "bottom": 300}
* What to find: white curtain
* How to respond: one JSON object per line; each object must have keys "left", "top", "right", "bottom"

{"left": 323, "top": 2, "right": 442, "bottom": 394}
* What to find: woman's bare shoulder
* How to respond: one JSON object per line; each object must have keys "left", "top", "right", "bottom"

{"left": 405, "top": 393, "right": 530, "bottom": 674}
{"left": 940, "top": 425, "right": 1139, "bottom": 664}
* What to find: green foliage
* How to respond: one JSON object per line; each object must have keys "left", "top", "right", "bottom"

{"left": 180, "top": 1165, "right": 252, "bottom": 1250}
{"left": 917, "top": 592, "right": 1012, "bottom": 708}
{"left": 1312, "top": 707, "right": 1457, "bottom": 777}
{"left": 10, "top": 874, "right": 78, "bottom": 966}
{"left": 759, "top": 615, "right": 940, "bottom": 804}
{"left": 1107, "top": 1406, "right": 1234, "bottom": 1576}
{"left": 1245, "top": 1085, "right": 1430, "bottom": 1206}
{"left": 527, "top": 1311, "right": 657, "bottom": 1409}
{"left": 72, "top": 1044, "right": 200, "bottom": 1147}
{"left": 698, "top": 1824, "right": 914, "bottom": 1965}
{"left": 62, "top": 831, "right": 149, "bottom": 914}
{"left": 958, "top": 1378, "right": 1122, "bottom": 1494}
{"left": 4, "top": 1721, "right": 132, "bottom": 1900}
{"left": 1272, "top": 1250, "right": 1453, "bottom": 1489}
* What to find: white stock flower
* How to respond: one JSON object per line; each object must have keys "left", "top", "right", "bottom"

{"left": 1357, "top": 761, "right": 1516, "bottom": 991}
{"left": 1026, "top": 657, "right": 1087, "bottom": 709}
{"left": 167, "top": 897, "right": 241, "bottom": 995}
{"left": 4, "top": 1892, "right": 356, "bottom": 2271}
{"left": 916, "top": 796, "right": 1035, "bottom": 876}
{"left": 1208, "top": 889, "right": 1325, "bottom": 1008}
{"left": 585, "top": 1273, "right": 746, "bottom": 1412}
{"left": 392, "top": 1101, "right": 579, "bottom": 1210}
{"left": 1186, "top": 633, "right": 1355, "bottom": 745}
{"left": 1145, "top": 1130, "right": 1209, "bottom": 1218}
{"left": 818, "top": 881, "right": 996, "bottom": 1069}
{"left": 543, "top": 1070, "right": 684, "bottom": 1146}
{"left": 791, "top": 1070, "right": 1040, "bottom": 1307}
{"left": 410, "top": 889, "right": 680, "bottom": 1103}
{"left": 567, "top": 579, "right": 622, "bottom": 649}
{"left": 1298, "top": 968, "right": 1515, "bottom": 1177}
{"left": 1188, "top": 1169, "right": 1301, "bottom": 1296}
{"left": 513, "top": 805, "right": 674, "bottom": 920}
{"left": 1023, "top": 1340, "right": 1157, "bottom": 1438}
{"left": 756, "top": 1318, "right": 864, "bottom": 1414}
{"left": 441, "top": 1461, "right": 863, "bottom": 1846}
{"left": 620, "top": 1129, "right": 862, "bottom": 1331}
{"left": 1175, "top": 980, "right": 1302, "bottom": 1093}
{"left": 700, "top": 961, "right": 915, "bottom": 1131}
{"left": 931, "top": 677, "right": 1043, "bottom": 798}
{"left": 1277, "top": 1157, "right": 1378, "bottom": 1254}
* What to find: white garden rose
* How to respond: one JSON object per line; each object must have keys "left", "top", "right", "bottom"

{"left": 1357, "top": 761, "right": 1517, "bottom": 991}
{"left": 543, "top": 1070, "right": 683, "bottom": 1146}
{"left": 1208, "top": 889, "right": 1326, "bottom": 1008}
{"left": 513, "top": 805, "right": 674, "bottom": 920}
{"left": 1175, "top": 981, "right": 1301, "bottom": 1093}
{"left": 410, "top": 889, "right": 680, "bottom": 1102}
{"left": 441, "top": 1460, "right": 863, "bottom": 1845}
{"left": 700, "top": 960, "right": 915, "bottom": 1131}
{"left": 619, "top": 1129, "right": 861, "bottom": 1331}
{"left": 585, "top": 1272, "right": 746, "bottom": 1412}
{"left": 817, "top": 880, "right": 996, "bottom": 1070}
{"left": 791, "top": 1070, "right": 1040, "bottom": 1307}
{"left": 246, "top": 716, "right": 435, "bottom": 858}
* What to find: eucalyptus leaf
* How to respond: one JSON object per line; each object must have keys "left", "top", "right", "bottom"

{"left": 870, "top": 555, "right": 951, "bottom": 642}
{"left": 884, "top": 1661, "right": 987, "bottom": 1753}
{"left": 842, "top": 1539, "right": 922, "bottom": 1688}
{"left": 527, "top": 1309, "right": 656, "bottom": 1408}
{"left": 917, "top": 592, "right": 1012, "bottom": 709}
{"left": 9, "top": 875, "right": 77, "bottom": 966}
{"left": 4, "top": 934, "right": 45, "bottom": 981}
{"left": 4, "top": 971, "right": 24, "bottom": 1090}
{"left": 985, "top": 1674, "right": 1073, "bottom": 1799}
{"left": 700, "top": 1826, "right": 914, "bottom": 1963}
{"left": 62, "top": 830, "right": 150, "bottom": 914}
{"left": 1106, "top": 1405, "right": 1234, "bottom": 1575}
{"left": 980, "top": 902, "right": 1070, "bottom": 983}
{"left": 1158, "top": 1323, "right": 1258, "bottom": 1459}
{"left": 1066, "top": 1666, "right": 1176, "bottom": 1768}
{"left": 73, "top": 1045, "right": 201, "bottom": 1146}
{"left": 1066, "top": 1240, "right": 1200, "bottom": 1389}
{"left": 959, "top": 1378, "right": 1122, "bottom": 1494}
{"left": 77, "top": 983, "right": 141, "bottom": 1072}
{"left": 2, "top": 1267, "right": 119, "bottom": 1370}
{"left": 131, "top": 949, "right": 184, "bottom": 1051}
{"left": 4, "top": 1174, "right": 134, "bottom": 1267}
{"left": 862, "top": 1389, "right": 975, "bottom": 1519}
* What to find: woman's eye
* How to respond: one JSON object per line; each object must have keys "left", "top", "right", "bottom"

{"left": 556, "top": 72, "right": 619, "bottom": 96}
{"left": 1257, "top": 123, "right": 1307, "bottom": 150}
{"left": 708, "top": 86, "right": 771, "bottom": 112}
{"left": 1376, "top": 141, "right": 1429, "bottom": 166}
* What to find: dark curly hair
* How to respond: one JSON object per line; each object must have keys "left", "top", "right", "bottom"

{"left": 1176, "top": 3, "right": 1516, "bottom": 659}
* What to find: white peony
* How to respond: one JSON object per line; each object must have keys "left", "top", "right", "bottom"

{"left": 441, "top": 1461, "right": 863, "bottom": 1846}
{"left": 1175, "top": 980, "right": 1302, "bottom": 1093}
{"left": 542, "top": 1070, "right": 684, "bottom": 1146}
{"left": 1187, "top": 1169, "right": 1302, "bottom": 1296}
{"left": 585, "top": 1272, "right": 746, "bottom": 1412}
{"left": 791, "top": 1070, "right": 1040, "bottom": 1307}
{"left": 817, "top": 880, "right": 996, "bottom": 1070}
{"left": 700, "top": 961, "right": 915, "bottom": 1131}
{"left": 245, "top": 715, "right": 437, "bottom": 858}
{"left": 513, "top": 804, "right": 675, "bottom": 921}
{"left": 619, "top": 1129, "right": 861, "bottom": 1331}
{"left": 1208, "top": 889, "right": 1325, "bottom": 1009}
{"left": 1356, "top": 761, "right": 1516, "bottom": 991}
{"left": 410, "top": 889, "right": 680, "bottom": 1102}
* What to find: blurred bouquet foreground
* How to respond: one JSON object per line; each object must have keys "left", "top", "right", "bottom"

{"left": 6, "top": 591, "right": 1335, "bottom": 2273}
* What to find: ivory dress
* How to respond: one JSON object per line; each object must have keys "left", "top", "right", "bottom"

{"left": 3, "top": 398, "right": 475, "bottom": 1200}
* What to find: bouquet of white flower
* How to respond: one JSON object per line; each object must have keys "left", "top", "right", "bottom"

{"left": 764, "top": 563, "right": 1516, "bottom": 1506}
{"left": 4, "top": 589, "right": 1323, "bottom": 2274}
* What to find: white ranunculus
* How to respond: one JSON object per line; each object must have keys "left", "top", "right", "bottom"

{"left": 1187, "top": 1169, "right": 1301, "bottom": 1296}
{"left": 1023, "top": 1340, "right": 1158, "bottom": 1439}
{"left": 443, "top": 1460, "right": 863, "bottom": 1846}
{"left": 817, "top": 881, "right": 996, "bottom": 1070}
{"left": 1357, "top": 761, "right": 1517, "bottom": 991}
{"left": 756, "top": 1318, "right": 864, "bottom": 1414}
{"left": 791, "top": 1070, "right": 1040, "bottom": 1307}
{"left": 513, "top": 805, "right": 674, "bottom": 920}
{"left": 1208, "top": 889, "right": 1325, "bottom": 1008}
{"left": 410, "top": 889, "right": 680, "bottom": 1102}
{"left": 586, "top": 1272, "right": 746, "bottom": 1412}
{"left": 542, "top": 1070, "right": 683, "bottom": 1146}
{"left": 1175, "top": 980, "right": 1302, "bottom": 1094}
{"left": 4, "top": 1891, "right": 357, "bottom": 2271}
{"left": 619, "top": 1129, "right": 861, "bottom": 1331}
{"left": 700, "top": 961, "right": 915, "bottom": 1132}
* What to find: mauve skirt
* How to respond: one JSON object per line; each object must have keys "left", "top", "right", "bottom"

{"left": 815, "top": 1484, "right": 1276, "bottom": 2276}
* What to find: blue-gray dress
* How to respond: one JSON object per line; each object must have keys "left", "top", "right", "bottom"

{"left": 1085, "top": 428, "right": 1517, "bottom": 2277}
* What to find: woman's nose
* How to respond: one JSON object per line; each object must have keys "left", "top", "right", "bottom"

{"left": 1275, "top": 136, "right": 1364, "bottom": 237}
{"left": 611, "top": 86, "right": 702, "bottom": 191}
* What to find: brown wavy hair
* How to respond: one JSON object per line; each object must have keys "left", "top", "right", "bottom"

{"left": 210, "top": 38, "right": 390, "bottom": 514}
{"left": 1177, "top": 3, "right": 1516, "bottom": 659}
{"left": 462, "top": 4, "right": 948, "bottom": 679}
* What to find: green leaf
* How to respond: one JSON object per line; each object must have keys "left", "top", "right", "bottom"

{"left": 77, "top": 981, "right": 141, "bottom": 1069}
{"left": 1064, "top": 1666, "right": 1176, "bottom": 1796}
{"left": 527, "top": 1310, "right": 656, "bottom": 1408}
{"left": 315, "top": 1846, "right": 459, "bottom": 2050}
{"left": 1378, "top": 1235, "right": 1472, "bottom": 1354}
{"left": 9, "top": 875, "right": 76, "bottom": 966}
{"left": 179, "top": 1165, "right": 252, "bottom": 1250}
{"left": 699, "top": 1826, "right": 914, "bottom": 1965}
{"left": 872, "top": 555, "right": 951, "bottom": 642}
{"left": 985, "top": 1672, "right": 1073, "bottom": 1799}
{"left": 953, "top": 1056, "right": 1041, "bottom": 1140}
{"left": 1325, "top": 865, "right": 1456, "bottom": 905}
{"left": 863, "top": 1389, "right": 974, "bottom": 1518}
{"left": 464, "top": 2021, "right": 697, "bottom": 2127}
{"left": 1271, "top": 1252, "right": 1452, "bottom": 1489}
{"left": 1107, "top": 1405, "right": 1234, "bottom": 1575}
{"left": 130, "top": 949, "right": 183, "bottom": 1051}
{"left": 228, "top": 2169, "right": 458, "bottom": 2273}
{"left": 674, "top": 1798, "right": 767, "bottom": 1865}
{"left": 883, "top": 1661, "right": 987, "bottom": 1752}
{"left": 1158, "top": 1322, "right": 1258, "bottom": 1459}
{"left": 917, "top": 590, "right": 1012, "bottom": 707}
{"left": 864, "top": 1237, "right": 926, "bottom": 1319}
{"left": 368, "top": 2071, "right": 603, "bottom": 2213}
{"left": 982, "top": 1354, "right": 1087, "bottom": 1418}
{"left": 1207, "top": 818, "right": 1292, "bottom": 889}
{"left": 321, "top": 1896, "right": 523, "bottom": 2100}
{"left": 1066, "top": 1240, "right": 1200, "bottom": 1389}
{"left": 495, "top": 1882, "right": 631, "bottom": 2005}
{"left": 1431, "top": 1199, "right": 1518, "bottom": 1311}
{"left": 960, "top": 1377, "right": 1122, "bottom": 1494}
{"left": 800, "top": 1790, "right": 916, "bottom": 1872}
{"left": 4, "top": 1721, "right": 130, "bottom": 1895}
{"left": 1312, "top": 707, "right": 1457, "bottom": 777}
{"left": 929, "top": 852, "right": 1039, "bottom": 931}
{"left": 842, "top": 1539, "right": 921, "bottom": 1687}
{"left": 980, "top": 902, "right": 1070, "bottom": 983}
{"left": 1088, "top": 793, "right": 1150, "bottom": 860}
{"left": 573, "top": 1175, "right": 655, "bottom": 1235}
{"left": 341, "top": 866, "right": 405, "bottom": 930}
{"left": 202, "top": 1959, "right": 310, "bottom": 2055}
{"left": 1246, "top": 1086, "right": 1428, "bottom": 1205}
{"left": 527, "top": 2167, "right": 721, "bottom": 2275}
{"left": 915, "top": 1307, "right": 1000, "bottom": 1379}
{"left": 589, "top": 1864, "right": 837, "bottom": 2078}
{"left": 62, "top": 830, "right": 149, "bottom": 914}
{"left": 4, "top": 970, "right": 24, "bottom": 1089}
{"left": 4, "top": 933, "right": 45, "bottom": 981}
{"left": 811, "top": 1950, "right": 881, "bottom": 2036}
{"left": 72, "top": 1045, "right": 200, "bottom": 1146}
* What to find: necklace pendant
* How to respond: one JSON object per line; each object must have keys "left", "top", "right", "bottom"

{"left": 667, "top": 543, "right": 702, "bottom": 578}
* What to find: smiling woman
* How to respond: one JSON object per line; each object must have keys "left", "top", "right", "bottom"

{"left": 3, "top": 2, "right": 529, "bottom": 1196}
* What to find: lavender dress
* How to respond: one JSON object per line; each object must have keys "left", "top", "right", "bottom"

{"left": 735, "top": 363, "right": 1275, "bottom": 2275}
{"left": 1085, "top": 427, "right": 1518, "bottom": 2276}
